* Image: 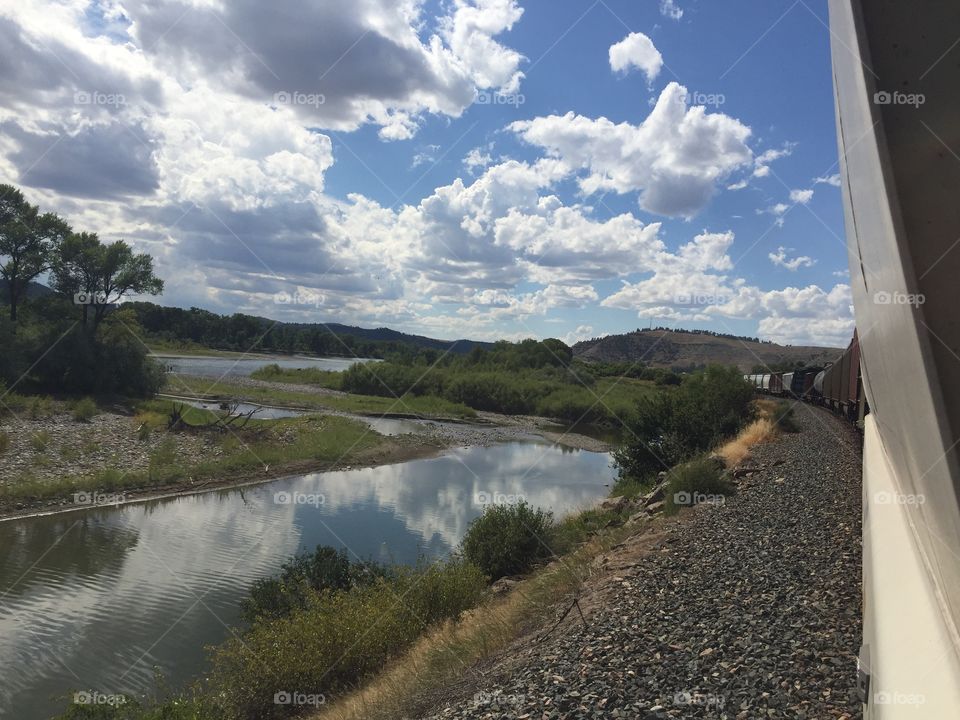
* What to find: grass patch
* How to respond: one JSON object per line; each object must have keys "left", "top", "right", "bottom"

{"left": 663, "top": 456, "right": 732, "bottom": 515}
{"left": 165, "top": 376, "right": 477, "bottom": 420}
{"left": 0, "top": 415, "right": 388, "bottom": 505}
{"left": 251, "top": 363, "right": 345, "bottom": 389}
{"left": 70, "top": 397, "right": 99, "bottom": 422}
{"left": 26, "top": 395, "right": 54, "bottom": 419}
{"left": 29, "top": 430, "right": 52, "bottom": 452}
{"left": 772, "top": 400, "right": 801, "bottom": 433}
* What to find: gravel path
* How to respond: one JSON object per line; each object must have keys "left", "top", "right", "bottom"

{"left": 424, "top": 404, "right": 863, "bottom": 719}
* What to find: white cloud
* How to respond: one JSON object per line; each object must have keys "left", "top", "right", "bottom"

{"left": 769, "top": 246, "right": 816, "bottom": 270}
{"left": 789, "top": 188, "right": 814, "bottom": 204}
{"left": 752, "top": 144, "right": 794, "bottom": 177}
{"left": 660, "top": 0, "right": 684, "bottom": 20}
{"left": 608, "top": 32, "right": 663, "bottom": 82}
{"left": 509, "top": 82, "right": 753, "bottom": 218}
{"left": 814, "top": 173, "right": 841, "bottom": 187}
{"left": 463, "top": 146, "right": 493, "bottom": 172}
{"left": 727, "top": 179, "right": 748, "bottom": 190}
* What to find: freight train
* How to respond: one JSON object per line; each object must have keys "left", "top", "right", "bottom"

{"left": 743, "top": 332, "right": 865, "bottom": 424}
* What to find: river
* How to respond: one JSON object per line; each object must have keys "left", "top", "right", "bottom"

{"left": 156, "top": 354, "right": 376, "bottom": 378}
{"left": 0, "top": 442, "right": 614, "bottom": 719}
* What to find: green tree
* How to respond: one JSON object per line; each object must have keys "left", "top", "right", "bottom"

{"left": 0, "top": 184, "right": 70, "bottom": 321}
{"left": 52, "top": 233, "right": 163, "bottom": 332}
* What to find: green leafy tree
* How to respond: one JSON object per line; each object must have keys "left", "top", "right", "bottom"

{"left": 52, "top": 232, "right": 163, "bottom": 332}
{"left": 0, "top": 184, "right": 70, "bottom": 321}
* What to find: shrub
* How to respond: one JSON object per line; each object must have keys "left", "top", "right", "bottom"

{"left": 241, "top": 546, "right": 388, "bottom": 622}
{"left": 614, "top": 365, "right": 755, "bottom": 485}
{"left": 30, "top": 430, "right": 52, "bottom": 452}
{"left": 208, "top": 557, "right": 485, "bottom": 719}
{"left": 461, "top": 501, "right": 555, "bottom": 580}
{"left": 26, "top": 395, "right": 54, "bottom": 419}
{"left": 773, "top": 401, "right": 801, "bottom": 433}
{"left": 664, "top": 457, "right": 732, "bottom": 515}
{"left": 71, "top": 397, "right": 99, "bottom": 422}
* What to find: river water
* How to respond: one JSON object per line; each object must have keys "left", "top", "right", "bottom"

{"left": 0, "top": 442, "right": 614, "bottom": 719}
{"left": 157, "top": 354, "right": 375, "bottom": 378}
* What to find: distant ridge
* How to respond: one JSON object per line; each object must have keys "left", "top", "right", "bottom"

{"left": 572, "top": 328, "right": 841, "bottom": 372}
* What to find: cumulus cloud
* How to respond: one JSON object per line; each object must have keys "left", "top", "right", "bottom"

{"left": 608, "top": 32, "right": 663, "bottom": 82}
{"left": 463, "top": 146, "right": 494, "bottom": 173}
{"left": 769, "top": 246, "right": 816, "bottom": 271}
{"left": 789, "top": 188, "right": 814, "bottom": 204}
{"left": 509, "top": 82, "right": 753, "bottom": 218}
{"left": 814, "top": 173, "right": 841, "bottom": 187}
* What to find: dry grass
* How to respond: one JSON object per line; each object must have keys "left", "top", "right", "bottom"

{"left": 309, "top": 522, "right": 632, "bottom": 720}
{"left": 715, "top": 398, "right": 780, "bottom": 468}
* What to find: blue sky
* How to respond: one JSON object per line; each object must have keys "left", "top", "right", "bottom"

{"left": 0, "top": 0, "right": 854, "bottom": 346}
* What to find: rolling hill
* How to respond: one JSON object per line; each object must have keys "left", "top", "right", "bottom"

{"left": 572, "top": 329, "right": 842, "bottom": 372}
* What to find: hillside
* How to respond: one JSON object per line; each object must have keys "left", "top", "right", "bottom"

{"left": 573, "top": 329, "right": 841, "bottom": 371}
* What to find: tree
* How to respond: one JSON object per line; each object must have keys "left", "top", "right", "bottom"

{"left": 0, "top": 184, "right": 70, "bottom": 321}
{"left": 52, "top": 233, "right": 164, "bottom": 332}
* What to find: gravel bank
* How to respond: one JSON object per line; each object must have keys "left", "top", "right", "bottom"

{"left": 422, "top": 404, "right": 863, "bottom": 719}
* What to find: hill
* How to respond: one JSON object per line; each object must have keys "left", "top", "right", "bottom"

{"left": 572, "top": 329, "right": 841, "bottom": 371}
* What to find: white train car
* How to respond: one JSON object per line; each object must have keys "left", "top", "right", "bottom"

{"left": 829, "top": 1, "right": 960, "bottom": 715}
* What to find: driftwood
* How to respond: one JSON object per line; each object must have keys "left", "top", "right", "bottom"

{"left": 167, "top": 401, "right": 259, "bottom": 432}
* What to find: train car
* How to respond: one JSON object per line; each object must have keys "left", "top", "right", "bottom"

{"left": 782, "top": 372, "right": 794, "bottom": 394}
{"left": 830, "top": 1, "right": 960, "bottom": 715}
{"left": 769, "top": 373, "right": 783, "bottom": 395}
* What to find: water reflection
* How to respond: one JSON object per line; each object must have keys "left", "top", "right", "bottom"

{"left": 0, "top": 443, "right": 613, "bottom": 719}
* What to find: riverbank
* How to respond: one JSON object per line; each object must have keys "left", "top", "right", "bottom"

{"left": 308, "top": 404, "right": 862, "bottom": 720}
{"left": 0, "top": 392, "right": 613, "bottom": 521}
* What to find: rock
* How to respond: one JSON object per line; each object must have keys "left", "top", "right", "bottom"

{"left": 600, "top": 496, "right": 629, "bottom": 513}
{"left": 645, "top": 500, "right": 665, "bottom": 515}
{"left": 642, "top": 480, "right": 668, "bottom": 507}
{"left": 490, "top": 578, "right": 519, "bottom": 594}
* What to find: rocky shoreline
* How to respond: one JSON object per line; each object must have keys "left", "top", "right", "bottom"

{"left": 418, "top": 405, "right": 863, "bottom": 719}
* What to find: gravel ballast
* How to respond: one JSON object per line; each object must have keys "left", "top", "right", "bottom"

{"left": 423, "top": 404, "right": 863, "bottom": 719}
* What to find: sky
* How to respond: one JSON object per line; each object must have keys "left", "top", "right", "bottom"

{"left": 0, "top": 0, "right": 856, "bottom": 347}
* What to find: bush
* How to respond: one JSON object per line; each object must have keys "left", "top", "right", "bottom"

{"left": 208, "top": 557, "right": 485, "bottom": 719}
{"left": 26, "top": 395, "right": 54, "bottom": 419}
{"left": 242, "top": 546, "right": 388, "bottom": 622}
{"left": 773, "top": 401, "right": 801, "bottom": 433}
{"left": 664, "top": 457, "right": 732, "bottom": 515}
{"left": 614, "top": 365, "right": 755, "bottom": 485}
{"left": 71, "top": 397, "right": 98, "bottom": 422}
{"left": 30, "top": 430, "right": 52, "bottom": 452}
{"left": 461, "top": 501, "right": 555, "bottom": 580}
